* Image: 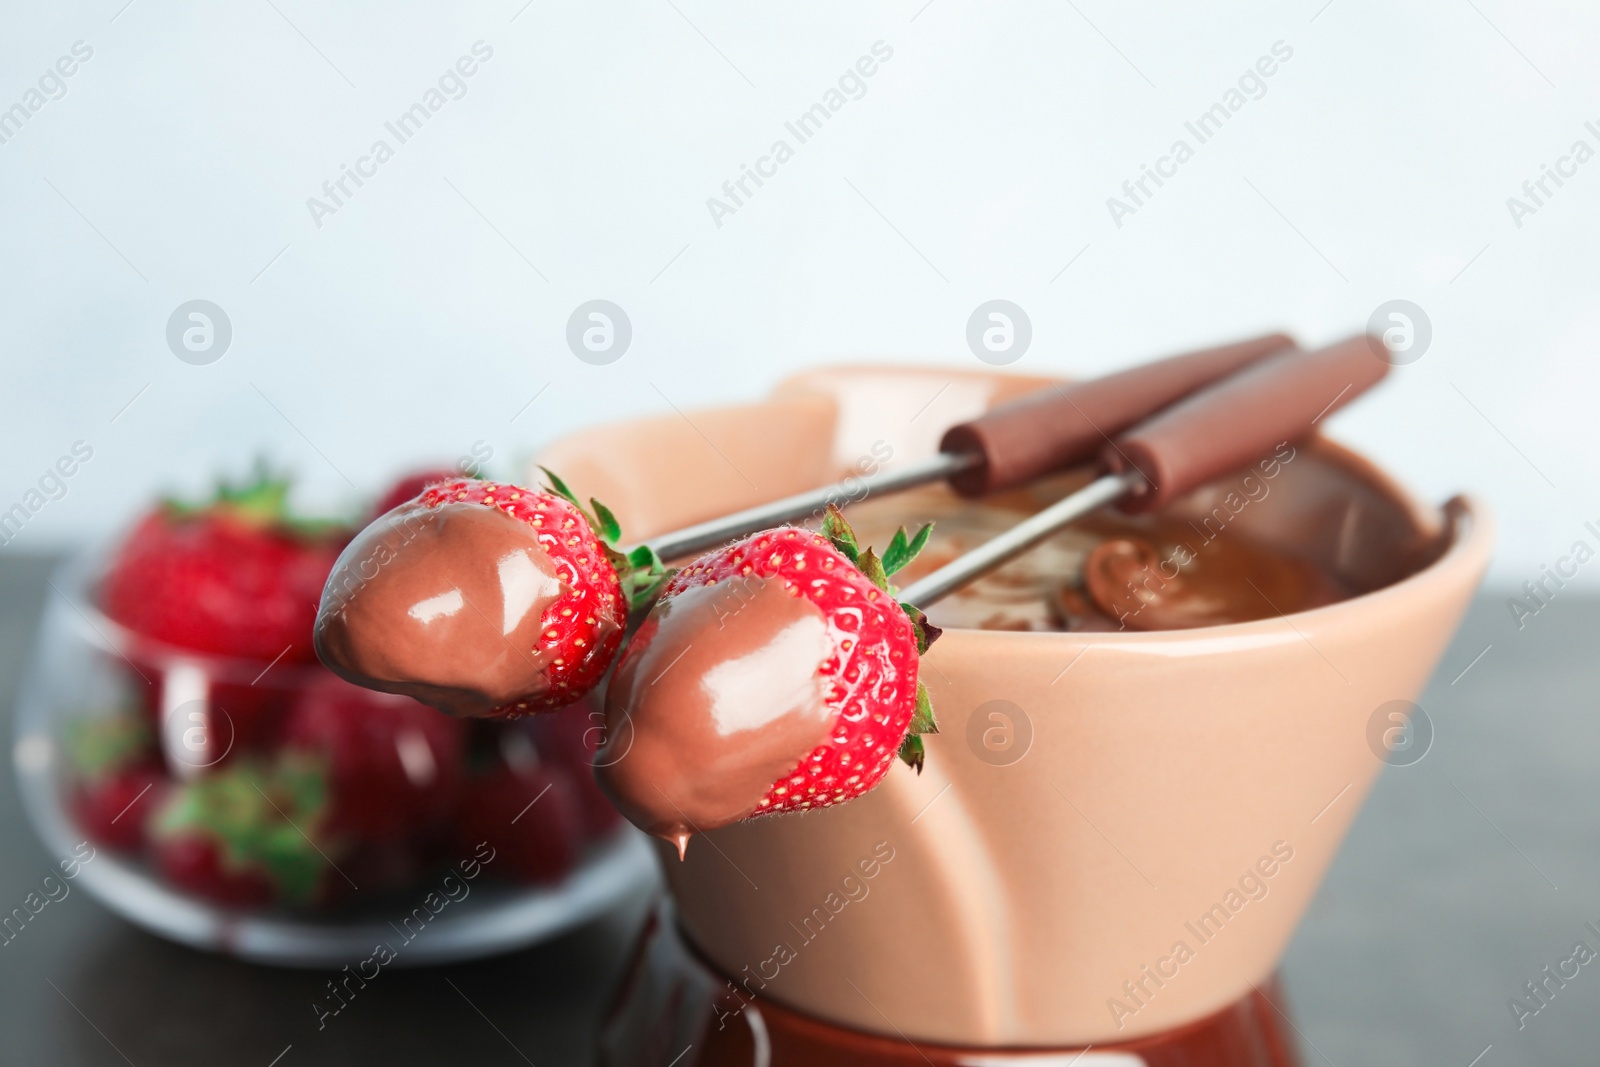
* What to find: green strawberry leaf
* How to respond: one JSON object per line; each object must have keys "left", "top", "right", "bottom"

{"left": 910, "top": 680, "right": 938, "bottom": 735}
{"left": 901, "top": 523, "right": 935, "bottom": 572}
{"left": 628, "top": 544, "right": 664, "bottom": 571}
{"left": 881, "top": 527, "right": 908, "bottom": 571}
{"left": 856, "top": 547, "right": 890, "bottom": 592}
{"left": 821, "top": 504, "right": 861, "bottom": 565}
{"left": 899, "top": 602, "right": 943, "bottom": 655}
{"left": 897, "top": 733, "right": 925, "bottom": 774}
{"left": 881, "top": 522, "right": 935, "bottom": 576}
{"left": 589, "top": 497, "right": 622, "bottom": 545}
{"left": 614, "top": 543, "right": 673, "bottom": 616}
{"left": 256, "top": 821, "right": 328, "bottom": 906}
{"left": 896, "top": 683, "right": 937, "bottom": 772}
{"left": 66, "top": 712, "right": 151, "bottom": 778}
{"left": 153, "top": 757, "right": 332, "bottom": 907}
{"left": 537, "top": 466, "right": 581, "bottom": 509}
{"left": 218, "top": 467, "right": 291, "bottom": 525}
{"left": 164, "top": 460, "right": 351, "bottom": 541}
{"left": 626, "top": 568, "right": 677, "bottom": 614}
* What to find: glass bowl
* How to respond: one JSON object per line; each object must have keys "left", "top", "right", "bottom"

{"left": 12, "top": 551, "right": 658, "bottom": 966}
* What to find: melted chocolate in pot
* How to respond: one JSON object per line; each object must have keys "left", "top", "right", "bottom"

{"left": 843, "top": 488, "right": 1350, "bottom": 633}
{"left": 1070, "top": 516, "right": 1348, "bottom": 631}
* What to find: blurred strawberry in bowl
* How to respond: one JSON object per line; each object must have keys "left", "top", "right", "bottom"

{"left": 526, "top": 701, "right": 623, "bottom": 838}
{"left": 67, "top": 709, "right": 167, "bottom": 852}
{"left": 152, "top": 668, "right": 473, "bottom": 910}
{"left": 102, "top": 465, "right": 348, "bottom": 663}
{"left": 458, "top": 726, "right": 583, "bottom": 885}
{"left": 98, "top": 465, "right": 351, "bottom": 753}
{"left": 151, "top": 758, "right": 331, "bottom": 909}
{"left": 281, "top": 672, "right": 467, "bottom": 844}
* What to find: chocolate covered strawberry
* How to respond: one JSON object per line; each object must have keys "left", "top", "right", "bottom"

{"left": 102, "top": 466, "right": 348, "bottom": 664}
{"left": 315, "top": 472, "right": 664, "bottom": 718}
{"left": 596, "top": 506, "right": 938, "bottom": 853}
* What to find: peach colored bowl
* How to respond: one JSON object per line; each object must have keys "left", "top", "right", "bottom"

{"left": 535, "top": 365, "right": 1493, "bottom": 1047}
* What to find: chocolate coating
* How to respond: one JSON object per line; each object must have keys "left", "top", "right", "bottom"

{"left": 596, "top": 577, "right": 834, "bottom": 847}
{"left": 314, "top": 502, "right": 566, "bottom": 717}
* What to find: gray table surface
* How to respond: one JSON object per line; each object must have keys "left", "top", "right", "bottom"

{"left": 0, "top": 553, "right": 1592, "bottom": 1066}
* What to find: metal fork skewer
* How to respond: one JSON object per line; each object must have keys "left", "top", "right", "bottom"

{"left": 639, "top": 452, "right": 981, "bottom": 562}
{"left": 896, "top": 471, "right": 1144, "bottom": 608}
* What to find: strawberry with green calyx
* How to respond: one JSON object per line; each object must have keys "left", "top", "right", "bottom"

{"left": 820, "top": 505, "right": 941, "bottom": 771}
{"left": 596, "top": 506, "right": 940, "bottom": 845}
{"left": 102, "top": 462, "right": 350, "bottom": 664}
{"left": 426, "top": 472, "right": 656, "bottom": 713}
{"left": 320, "top": 472, "right": 658, "bottom": 718}
{"left": 151, "top": 758, "right": 332, "bottom": 908}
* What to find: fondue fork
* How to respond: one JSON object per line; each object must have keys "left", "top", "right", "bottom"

{"left": 895, "top": 335, "right": 1390, "bottom": 608}
{"left": 638, "top": 333, "right": 1296, "bottom": 562}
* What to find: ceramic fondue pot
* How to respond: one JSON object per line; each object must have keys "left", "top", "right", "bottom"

{"left": 534, "top": 364, "right": 1491, "bottom": 1059}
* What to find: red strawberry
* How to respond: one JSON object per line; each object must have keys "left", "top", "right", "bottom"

{"left": 156, "top": 835, "right": 279, "bottom": 909}
{"left": 598, "top": 506, "right": 938, "bottom": 840}
{"left": 458, "top": 759, "right": 583, "bottom": 884}
{"left": 73, "top": 764, "right": 167, "bottom": 852}
{"left": 370, "top": 468, "right": 460, "bottom": 520}
{"left": 66, "top": 710, "right": 166, "bottom": 851}
{"left": 281, "top": 673, "right": 466, "bottom": 843}
{"left": 151, "top": 759, "right": 331, "bottom": 909}
{"left": 102, "top": 467, "right": 348, "bottom": 664}
{"left": 526, "top": 702, "right": 622, "bottom": 837}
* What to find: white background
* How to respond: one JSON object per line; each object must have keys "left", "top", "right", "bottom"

{"left": 1, "top": 0, "right": 1595, "bottom": 586}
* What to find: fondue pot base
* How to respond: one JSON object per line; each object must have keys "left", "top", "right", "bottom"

{"left": 599, "top": 903, "right": 1305, "bottom": 1067}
